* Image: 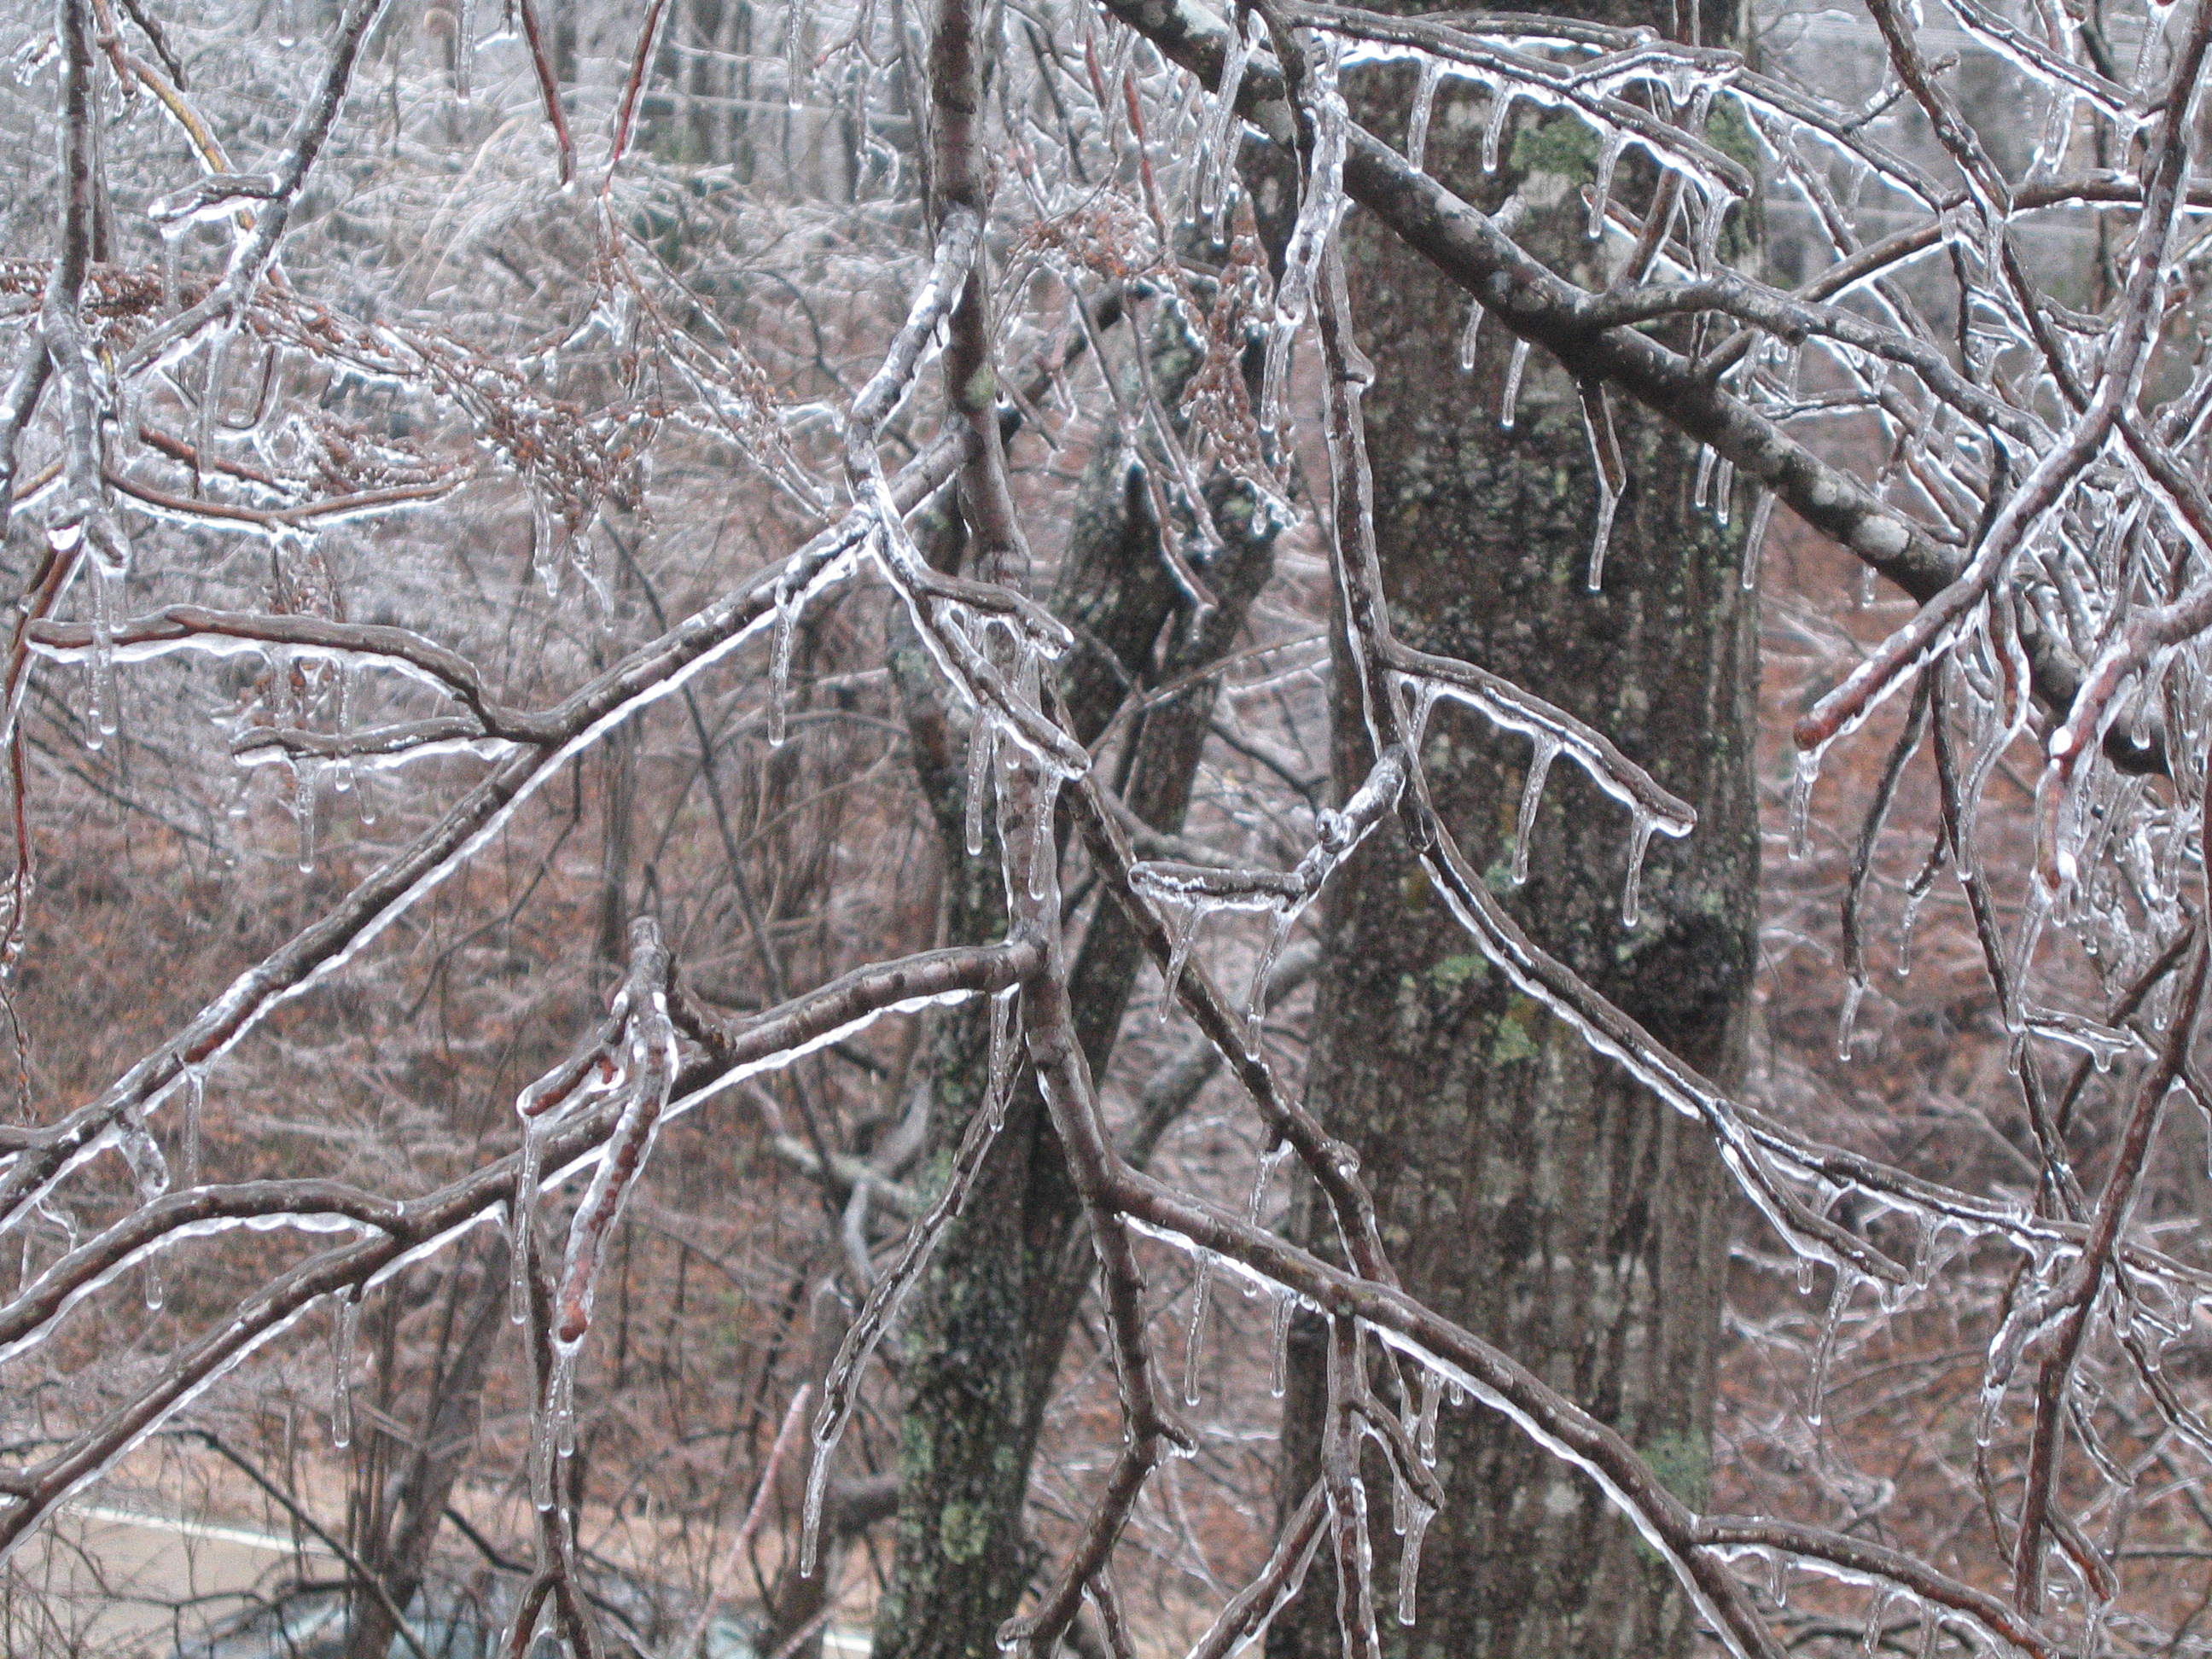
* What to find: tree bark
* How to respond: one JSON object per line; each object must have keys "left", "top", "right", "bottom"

{"left": 1271, "top": 15, "right": 1759, "bottom": 1658}
{"left": 870, "top": 316, "right": 1280, "bottom": 1659}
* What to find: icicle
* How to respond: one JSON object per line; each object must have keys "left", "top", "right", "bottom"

{"left": 1586, "top": 486, "right": 1619, "bottom": 592}
{"left": 1589, "top": 131, "right": 1627, "bottom": 240}
{"left": 1514, "top": 737, "right": 1558, "bottom": 884}
{"left": 1183, "top": 1252, "right": 1214, "bottom": 1406}
{"left": 196, "top": 325, "right": 230, "bottom": 468}
{"left": 180, "top": 1068, "right": 203, "bottom": 1189}
{"left": 1693, "top": 189, "right": 1729, "bottom": 276}
{"left": 1481, "top": 90, "right": 1512, "bottom": 173}
{"left": 456, "top": 0, "right": 475, "bottom": 98}
{"left": 1499, "top": 341, "right": 1529, "bottom": 431}
{"left": 1788, "top": 745, "right": 1824, "bottom": 861}
{"left": 1416, "top": 1368, "right": 1441, "bottom": 1465}
{"left": 1458, "top": 299, "right": 1484, "bottom": 372}
{"left": 1199, "top": 13, "right": 1254, "bottom": 222}
{"left": 1771, "top": 1550, "right": 1791, "bottom": 1608}
{"left": 1027, "top": 765, "right": 1061, "bottom": 901}
{"left": 1713, "top": 457, "right": 1735, "bottom": 526}
{"left": 160, "top": 225, "right": 183, "bottom": 315}
{"left": 768, "top": 581, "right": 800, "bottom": 748}
{"left": 1796, "top": 1254, "right": 1816, "bottom": 1296}
{"left": 963, "top": 718, "right": 996, "bottom": 859}
{"left": 1741, "top": 491, "right": 1774, "bottom": 591}
{"left": 143, "top": 1256, "right": 164, "bottom": 1312}
{"left": 530, "top": 485, "right": 561, "bottom": 597}
{"left": 1243, "top": 908, "right": 1293, "bottom": 1052}
{"left": 1271, "top": 1289, "right": 1294, "bottom": 1397}
{"left": 530, "top": 1394, "right": 557, "bottom": 1511}
{"left": 800, "top": 1441, "right": 830, "bottom": 1575}
{"left": 1160, "top": 903, "right": 1199, "bottom": 1022}
{"left": 329, "top": 667, "right": 355, "bottom": 797}
{"left": 986, "top": 986, "right": 1019, "bottom": 1130}
{"left": 1249, "top": 1143, "right": 1289, "bottom": 1228}
{"left": 509, "top": 1132, "right": 542, "bottom": 1324}
{"left": 1837, "top": 977, "right": 1866, "bottom": 1062}
{"left": 1406, "top": 57, "right": 1442, "bottom": 174}
{"left": 84, "top": 561, "right": 121, "bottom": 748}
{"left": 289, "top": 760, "right": 317, "bottom": 874}
{"left": 119, "top": 1109, "right": 169, "bottom": 1202}
{"left": 276, "top": 0, "right": 296, "bottom": 45}
{"left": 331, "top": 1293, "right": 358, "bottom": 1450}
{"left": 1896, "top": 888, "right": 1929, "bottom": 978}
{"left": 1396, "top": 1498, "right": 1434, "bottom": 1625}
{"left": 1620, "top": 811, "right": 1656, "bottom": 929}
{"left": 550, "top": 1342, "right": 579, "bottom": 1458}
{"left": 1693, "top": 445, "right": 1718, "bottom": 510}
{"left": 784, "top": 0, "right": 807, "bottom": 106}
{"left": 1806, "top": 1273, "right": 1849, "bottom": 1429}
{"left": 1864, "top": 1592, "right": 1895, "bottom": 1654}
{"left": 2004, "top": 887, "right": 2049, "bottom": 1036}
{"left": 1261, "top": 317, "right": 1295, "bottom": 434}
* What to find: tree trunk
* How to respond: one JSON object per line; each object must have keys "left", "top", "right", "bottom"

{"left": 1271, "top": 15, "right": 1760, "bottom": 1658}
{"left": 869, "top": 314, "right": 1281, "bottom": 1659}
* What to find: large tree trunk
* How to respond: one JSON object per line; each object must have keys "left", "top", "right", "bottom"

{"left": 1271, "top": 15, "right": 1761, "bottom": 1658}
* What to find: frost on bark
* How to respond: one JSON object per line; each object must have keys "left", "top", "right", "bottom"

{"left": 1272, "top": 11, "right": 1758, "bottom": 1654}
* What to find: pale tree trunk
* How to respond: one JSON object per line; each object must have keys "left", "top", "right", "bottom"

{"left": 1272, "top": 8, "right": 1760, "bottom": 1655}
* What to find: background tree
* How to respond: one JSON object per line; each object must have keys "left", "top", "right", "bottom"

{"left": 1269, "top": 4, "right": 1760, "bottom": 1653}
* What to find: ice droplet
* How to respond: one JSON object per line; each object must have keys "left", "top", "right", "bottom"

{"left": 1693, "top": 445, "right": 1718, "bottom": 511}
